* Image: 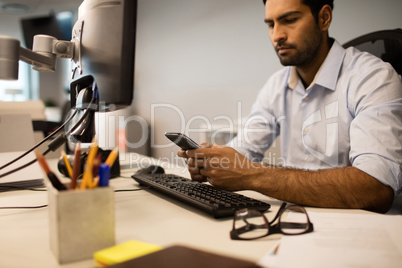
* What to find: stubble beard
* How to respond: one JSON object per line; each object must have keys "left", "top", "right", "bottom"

{"left": 277, "top": 25, "right": 322, "bottom": 67}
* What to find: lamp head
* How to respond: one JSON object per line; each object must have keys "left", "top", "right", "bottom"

{"left": 0, "top": 36, "right": 20, "bottom": 80}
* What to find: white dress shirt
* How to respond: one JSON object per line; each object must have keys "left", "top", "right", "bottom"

{"left": 229, "top": 40, "right": 402, "bottom": 195}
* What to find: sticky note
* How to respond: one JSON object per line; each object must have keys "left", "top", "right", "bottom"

{"left": 94, "top": 240, "right": 163, "bottom": 267}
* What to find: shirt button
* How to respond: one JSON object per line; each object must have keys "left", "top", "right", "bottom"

{"left": 304, "top": 96, "right": 309, "bottom": 101}
{"left": 307, "top": 158, "right": 312, "bottom": 163}
{"left": 304, "top": 127, "right": 309, "bottom": 133}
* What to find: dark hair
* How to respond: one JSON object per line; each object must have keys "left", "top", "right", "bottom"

{"left": 262, "top": 0, "right": 334, "bottom": 21}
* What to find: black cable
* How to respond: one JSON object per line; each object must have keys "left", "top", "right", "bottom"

{"left": 0, "top": 97, "right": 96, "bottom": 180}
{"left": 0, "top": 205, "right": 47, "bottom": 209}
{"left": 0, "top": 188, "right": 147, "bottom": 209}
{"left": 0, "top": 109, "right": 78, "bottom": 171}
{"left": 0, "top": 148, "right": 51, "bottom": 179}
{"left": 114, "top": 188, "right": 148, "bottom": 192}
{"left": 64, "top": 97, "right": 95, "bottom": 136}
{"left": 0, "top": 185, "right": 46, "bottom": 191}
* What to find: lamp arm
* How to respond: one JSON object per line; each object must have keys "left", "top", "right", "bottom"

{"left": 19, "top": 46, "right": 55, "bottom": 70}
{"left": 0, "top": 34, "right": 75, "bottom": 79}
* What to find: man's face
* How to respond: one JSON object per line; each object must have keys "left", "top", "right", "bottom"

{"left": 265, "top": 0, "right": 322, "bottom": 67}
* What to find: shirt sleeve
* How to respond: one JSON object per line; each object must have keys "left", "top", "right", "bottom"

{"left": 348, "top": 59, "right": 402, "bottom": 196}
{"left": 228, "top": 75, "right": 283, "bottom": 162}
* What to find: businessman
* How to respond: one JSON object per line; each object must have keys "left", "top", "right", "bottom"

{"left": 178, "top": 0, "right": 402, "bottom": 213}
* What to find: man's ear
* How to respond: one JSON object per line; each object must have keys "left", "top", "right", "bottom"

{"left": 319, "top": 5, "right": 332, "bottom": 31}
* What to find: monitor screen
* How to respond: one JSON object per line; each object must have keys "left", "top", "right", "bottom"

{"left": 71, "top": 0, "right": 137, "bottom": 109}
{"left": 21, "top": 12, "right": 73, "bottom": 50}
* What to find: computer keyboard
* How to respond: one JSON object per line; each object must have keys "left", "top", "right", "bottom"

{"left": 132, "top": 173, "right": 271, "bottom": 218}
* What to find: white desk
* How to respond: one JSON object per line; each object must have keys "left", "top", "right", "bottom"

{"left": 0, "top": 153, "right": 401, "bottom": 267}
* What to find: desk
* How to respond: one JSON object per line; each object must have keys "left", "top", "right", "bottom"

{"left": 0, "top": 153, "right": 400, "bottom": 267}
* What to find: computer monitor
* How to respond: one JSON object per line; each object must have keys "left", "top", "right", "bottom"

{"left": 21, "top": 12, "right": 73, "bottom": 50}
{"left": 70, "top": 0, "right": 137, "bottom": 109}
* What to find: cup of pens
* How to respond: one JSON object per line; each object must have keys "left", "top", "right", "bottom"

{"left": 35, "top": 139, "right": 117, "bottom": 264}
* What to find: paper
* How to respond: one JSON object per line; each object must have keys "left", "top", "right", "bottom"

{"left": 259, "top": 212, "right": 402, "bottom": 268}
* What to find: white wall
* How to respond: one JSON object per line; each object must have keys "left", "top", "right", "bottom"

{"left": 1, "top": 0, "right": 400, "bottom": 159}
{"left": 131, "top": 0, "right": 402, "bottom": 160}
{"left": 132, "top": 0, "right": 274, "bottom": 160}
{"left": 331, "top": 0, "right": 402, "bottom": 44}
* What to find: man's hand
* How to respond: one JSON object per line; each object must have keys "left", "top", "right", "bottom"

{"left": 178, "top": 144, "right": 394, "bottom": 213}
{"left": 177, "top": 142, "right": 212, "bottom": 182}
{"left": 183, "top": 144, "right": 265, "bottom": 191}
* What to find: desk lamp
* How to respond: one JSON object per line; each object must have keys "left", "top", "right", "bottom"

{"left": 0, "top": 33, "right": 97, "bottom": 143}
{"left": 0, "top": 34, "right": 75, "bottom": 80}
{"left": 0, "top": 0, "right": 136, "bottom": 144}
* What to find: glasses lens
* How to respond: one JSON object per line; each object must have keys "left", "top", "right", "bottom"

{"left": 279, "top": 206, "right": 310, "bottom": 235}
{"left": 234, "top": 209, "right": 269, "bottom": 239}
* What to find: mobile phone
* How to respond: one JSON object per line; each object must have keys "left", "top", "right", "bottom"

{"left": 165, "top": 132, "right": 201, "bottom": 150}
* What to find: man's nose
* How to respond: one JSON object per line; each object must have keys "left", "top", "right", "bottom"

{"left": 272, "top": 25, "right": 286, "bottom": 44}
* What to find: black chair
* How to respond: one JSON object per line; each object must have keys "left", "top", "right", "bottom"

{"left": 343, "top": 29, "right": 402, "bottom": 75}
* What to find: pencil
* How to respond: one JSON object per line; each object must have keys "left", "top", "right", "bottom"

{"left": 86, "top": 138, "right": 98, "bottom": 168}
{"left": 61, "top": 151, "right": 73, "bottom": 178}
{"left": 34, "top": 149, "right": 50, "bottom": 174}
{"left": 70, "top": 143, "right": 81, "bottom": 190}
{"left": 105, "top": 146, "right": 119, "bottom": 167}
{"left": 92, "top": 153, "right": 102, "bottom": 177}
{"left": 34, "top": 150, "right": 67, "bottom": 191}
{"left": 80, "top": 163, "right": 93, "bottom": 190}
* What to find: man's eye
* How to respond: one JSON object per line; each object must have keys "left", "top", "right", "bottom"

{"left": 285, "top": 18, "right": 297, "bottom": 24}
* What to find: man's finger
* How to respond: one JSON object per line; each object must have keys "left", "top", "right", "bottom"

{"left": 177, "top": 149, "right": 188, "bottom": 158}
{"left": 187, "top": 157, "right": 207, "bottom": 168}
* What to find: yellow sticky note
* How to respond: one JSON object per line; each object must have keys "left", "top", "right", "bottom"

{"left": 94, "top": 240, "right": 163, "bottom": 267}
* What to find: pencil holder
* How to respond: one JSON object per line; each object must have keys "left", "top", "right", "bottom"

{"left": 47, "top": 183, "right": 115, "bottom": 264}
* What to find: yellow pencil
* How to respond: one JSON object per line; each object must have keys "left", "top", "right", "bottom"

{"left": 105, "top": 146, "right": 119, "bottom": 167}
{"left": 61, "top": 151, "right": 73, "bottom": 178}
{"left": 91, "top": 176, "right": 100, "bottom": 188}
{"left": 86, "top": 138, "right": 98, "bottom": 168}
{"left": 80, "top": 163, "right": 93, "bottom": 190}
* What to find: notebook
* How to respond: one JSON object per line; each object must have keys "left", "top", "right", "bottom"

{"left": 108, "top": 245, "right": 260, "bottom": 268}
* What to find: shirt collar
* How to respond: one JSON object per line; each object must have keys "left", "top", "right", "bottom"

{"left": 287, "top": 40, "right": 346, "bottom": 91}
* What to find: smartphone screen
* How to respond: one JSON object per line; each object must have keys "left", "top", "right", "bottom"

{"left": 165, "top": 132, "right": 200, "bottom": 150}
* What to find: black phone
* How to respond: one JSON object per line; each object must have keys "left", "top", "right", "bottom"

{"left": 165, "top": 132, "right": 201, "bottom": 150}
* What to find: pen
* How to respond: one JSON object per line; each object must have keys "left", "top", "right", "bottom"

{"left": 70, "top": 143, "right": 81, "bottom": 190}
{"left": 105, "top": 146, "right": 119, "bottom": 167}
{"left": 61, "top": 150, "right": 73, "bottom": 178}
{"left": 98, "top": 163, "right": 111, "bottom": 187}
{"left": 34, "top": 150, "right": 67, "bottom": 191}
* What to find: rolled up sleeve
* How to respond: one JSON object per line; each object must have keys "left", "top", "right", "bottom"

{"left": 349, "top": 64, "right": 402, "bottom": 196}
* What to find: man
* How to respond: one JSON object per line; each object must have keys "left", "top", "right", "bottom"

{"left": 178, "top": 0, "right": 402, "bottom": 213}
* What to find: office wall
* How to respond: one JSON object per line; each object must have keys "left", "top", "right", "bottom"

{"left": 131, "top": 0, "right": 402, "bottom": 160}
{"left": 1, "top": 0, "right": 400, "bottom": 159}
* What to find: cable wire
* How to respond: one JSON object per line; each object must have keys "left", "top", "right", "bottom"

{"left": 0, "top": 109, "right": 78, "bottom": 171}
{"left": 0, "top": 188, "right": 146, "bottom": 209}
{"left": 0, "top": 97, "right": 96, "bottom": 179}
{"left": 0, "top": 205, "right": 48, "bottom": 209}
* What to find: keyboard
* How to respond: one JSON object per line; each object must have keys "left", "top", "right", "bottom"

{"left": 132, "top": 173, "right": 271, "bottom": 218}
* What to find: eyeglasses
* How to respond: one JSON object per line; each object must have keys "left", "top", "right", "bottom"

{"left": 230, "top": 203, "right": 314, "bottom": 240}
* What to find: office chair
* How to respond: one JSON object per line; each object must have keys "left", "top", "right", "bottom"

{"left": 343, "top": 29, "right": 402, "bottom": 75}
